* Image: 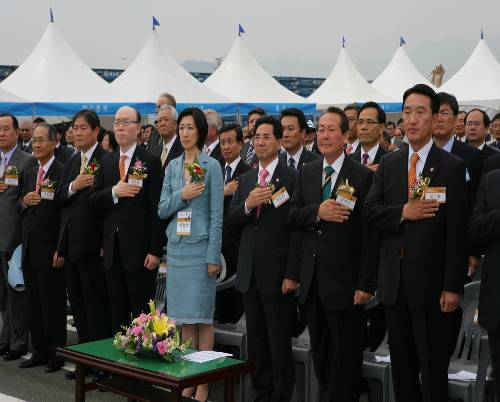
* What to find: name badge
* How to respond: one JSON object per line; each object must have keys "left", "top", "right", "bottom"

{"left": 4, "top": 174, "right": 18, "bottom": 187}
{"left": 128, "top": 174, "right": 143, "bottom": 188}
{"left": 336, "top": 191, "right": 357, "bottom": 210}
{"left": 40, "top": 188, "right": 55, "bottom": 200}
{"left": 271, "top": 187, "right": 290, "bottom": 208}
{"left": 176, "top": 210, "right": 192, "bottom": 236}
{"left": 424, "top": 187, "right": 446, "bottom": 203}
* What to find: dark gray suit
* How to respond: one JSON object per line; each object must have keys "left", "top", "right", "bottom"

{"left": 0, "top": 147, "right": 37, "bottom": 353}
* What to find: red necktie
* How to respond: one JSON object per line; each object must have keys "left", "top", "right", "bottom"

{"left": 256, "top": 168, "right": 269, "bottom": 218}
{"left": 35, "top": 167, "right": 45, "bottom": 194}
{"left": 346, "top": 144, "right": 353, "bottom": 154}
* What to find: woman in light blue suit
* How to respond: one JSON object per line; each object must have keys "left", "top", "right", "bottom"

{"left": 158, "top": 107, "right": 223, "bottom": 401}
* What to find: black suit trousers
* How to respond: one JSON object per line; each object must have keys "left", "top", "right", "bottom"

{"left": 23, "top": 259, "right": 67, "bottom": 360}
{"left": 105, "top": 238, "right": 157, "bottom": 334}
{"left": 66, "top": 257, "right": 111, "bottom": 343}
{"left": 243, "top": 275, "right": 294, "bottom": 402}
{"left": 305, "top": 277, "right": 365, "bottom": 402}
{"left": 386, "top": 282, "right": 462, "bottom": 402}
{"left": 489, "top": 323, "right": 500, "bottom": 402}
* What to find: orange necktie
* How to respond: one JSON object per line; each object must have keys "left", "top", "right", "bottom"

{"left": 119, "top": 155, "right": 127, "bottom": 181}
{"left": 408, "top": 153, "right": 419, "bottom": 197}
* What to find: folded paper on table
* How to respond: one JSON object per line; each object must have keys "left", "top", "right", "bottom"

{"left": 374, "top": 355, "right": 391, "bottom": 363}
{"left": 181, "top": 351, "right": 233, "bottom": 363}
{"left": 448, "top": 370, "right": 477, "bottom": 381}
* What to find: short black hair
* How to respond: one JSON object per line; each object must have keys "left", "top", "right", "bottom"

{"left": 72, "top": 109, "right": 101, "bottom": 131}
{"left": 436, "top": 92, "right": 459, "bottom": 116}
{"left": 386, "top": 121, "right": 395, "bottom": 128}
{"left": 397, "top": 118, "right": 404, "bottom": 126}
{"left": 219, "top": 123, "right": 244, "bottom": 143}
{"left": 247, "top": 107, "right": 266, "bottom": 118}
{"left": 254, "top": 116, "right": 283, "bottom": 140}
{"left": 280, "top": 108, "right": 308, "bottom": 132}
{"left": 0, "top": 113, "right": 19, "bottom": 130}
{"left": 403, "top": 84, "right": 440, "bottom": 114}
{"left": 319, "top": 106, "right": 349, "bottom": 134}
{"left": 465, "top": 108, "right": 490, "bottom": 128}
{"left": 343, "top": 103, "right": 360, "bottom": 114}
{"left": 177, "top": 107, "right": 208, "bottom": 150}
{"left": 491, "top": 113, "right": 500, "bottom": 124}
{"left": 458, "top": 110, "right": 467, "bottom": 117}
{"left": 382, "top": 130, "right": 391, "bottom": 142}
{"left": 32, "top": 117, "right": 46, "bottom": 124}
{"left": 359, "top": 101, "right": 387, "bottom": 124}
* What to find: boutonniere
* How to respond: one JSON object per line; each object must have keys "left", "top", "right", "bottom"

{"left": 255, "top": 181, "right": 276, "bottom": 204}
{"left": 185, "top": 159, "right": 207, "bottom": 183}
{"left": 3, "top": 165, "right": 19, "bottom": 186}
{"left": 39, "top": 178, "right": 57, "bottom": 200}
{"left": 410, "top": 174, "right": 431, "bottom": 200}
{"left": 335, "top": 178, "right": 357, "bottom": 210}
{"left": 128, "top": 159, "right": 148, "bottom": 187}
{"left": 83, "top": 158, "right": 99, "bottom": 175}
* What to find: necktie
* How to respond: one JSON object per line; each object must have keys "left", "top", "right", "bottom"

{"left": 35, "top": 167, "right": 45, "bottom": 194}
{"left": 161, "top": 145, "right": 169, "bottom": 166}
{"left": 362, "top": 153, "right": 369, "bottom": 165}
{"left": 256, "top": 168, "right": 269, "bottom": 218}
{"left": 225, "top": 165, "right": 232, "bottom": 185}
{"left": 346, "top": 144, "right": 353, "bottom": 154}
{"left": 203, "top": 145, "right": 210, "bottom": 155}
{"left": 245, "top": 144, "right": 255, "bottom": 165}
{"left": 288, "top": 158, "right": 296, "bottom": 169}
{"left": 408, "top": 153, "right": 420, "bottom": 197}
{"left": 80, "top": 153, "right": 88, "bottom": 175}
{"left": 119, "top": 155, "right": 127, "bottom": 181}
{"left": 322, "top": 166, "right": 334, "bottom": 201}
{"left": 0, "top": 154, "right": 6, "bottom": 178}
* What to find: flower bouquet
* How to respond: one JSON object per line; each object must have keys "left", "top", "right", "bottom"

{"left": 83, "top": 159, "right": 99, "bottom": 175}
{"left": 185, "top": 160, "right": 207, "bottom": 183}
{"left": 409, "top": 175, "right": 431, "bottom": 200}
{"left": 113, "top": 300, "right": 189, "bottom": 362}
{"left": 255, "top": 181, "right": 275, "bottom": 204}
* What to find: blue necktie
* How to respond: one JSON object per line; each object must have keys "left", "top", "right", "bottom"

{"left": 288, "top": 158, "right": 296, "bottom": 169}
{"left": 322, "top": 166, "right": 334, "bottom": 201}
{"left": 245, "top": 144, "right": 255, "bottom": 165}
{"left": 225, "top": 165, "right": 232, "bottom": 185}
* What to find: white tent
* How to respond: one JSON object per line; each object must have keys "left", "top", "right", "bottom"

{"left": 372, "top": 44, "right": 436, "bottom": 101}
{"left": 111, "top": 28, "right": 235, "bottom": 115}
{"left": 308, "top": 47, "right": 399, "bottom": 111}
{"left": 440, "top": 39, "right": 500, "bottom": 114}
{"left": 0, "top": 22, "right": 145, "bottom": 115}
{"left": 0, "top": 87, "right": 32, "bottom": 115}
{"left": 204, "top": 36, "right": 314, "bottom": 114}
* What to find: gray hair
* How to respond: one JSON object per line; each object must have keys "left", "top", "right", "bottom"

{"left": 20, "top": 119, "right": 33, "bottom": 127}
{"left": 34, "top": 122, "right": 57, "bottom": 141}
{"left": 158, "top": 104, "right": 178, "bottom": 121}
{"left": 204, "top": 109, "right": 223, "bottom": 130}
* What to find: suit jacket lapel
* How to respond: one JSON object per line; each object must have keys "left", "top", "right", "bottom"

{"left": 332, "top": 156, "right": 355, "bottom": 197}
{"left": 422, "top": 144, "right": 441, "bottom": 185}
{"left": 8, "top": 147, "right": 22, "bottom": 168}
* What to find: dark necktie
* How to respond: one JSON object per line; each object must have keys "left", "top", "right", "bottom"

{"left": 225, "top": 165, "right": 232, "bottom": 185}
{"left": 362, "top": 153, "right": 369, "bottom": 165}
{"left": 288, "top": 158, "right": 296, "bottom": 169}
{"left": 322, "top": 166, "right": 334, "bottom": 201}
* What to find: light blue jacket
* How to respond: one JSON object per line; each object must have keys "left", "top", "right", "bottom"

{"left": 158, "top": 151, "right": 224, "bottom": 265}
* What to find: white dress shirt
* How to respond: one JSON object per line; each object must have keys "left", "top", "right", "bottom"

{"left": 68, "top": 142, "right": 99, "bottom": 196}
{"left": 359, "top": 143, "right": 379, "bottom": 165}
{"left": 204, "top": 139, "right": 219, "bottom": 156}
{"left": 224, "top": 156, "right": 241, "bottom": 182}
{"left": 112, "top": 143, "right": 137, "bottom": 203}
{"left": 346, "top": 139, "right": 359, "bottom": 154}
{"left": 286, "top": 146, "right": 304, "bottom": 168}
{"left": 408, "top": 139, "right": 433, "bottom": 177}
{"left": 38, "top": 155, "right": 56, "bottom": 178}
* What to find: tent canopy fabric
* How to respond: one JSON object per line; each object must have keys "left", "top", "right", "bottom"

{"left": 0, "top": 88, "right": 32, "bottom": 115}
{"left": 440, "top": 39, "right": 500, "bottom": 113}
{"left": 111, "top": 29, "right": 236, "bottom": 115}
{"left": 204, "top": 37, "right": 315, "bottom": 114}
{"left": 308, "top": 47, "right": 400, "bottom": 112}
{"left": 372, "top": 45, "right": 436, "bottom": 102}
{"left": 0, "top": 23, "right": 151, "bottom": 116}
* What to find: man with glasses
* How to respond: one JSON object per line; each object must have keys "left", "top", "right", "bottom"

{"left": 344, "top": 103, "right": 360, "bottom": 155}
{"left": 465, "top": 109, "right": 499, "bottom": 162}
{"left": 350, "top": 102, "right": 388, "bottom": 171}
{"left": 90, "top": 106, "right": 165, "bottom": 333}
{"left": 487, "top": 113, "right": 500, "bottom": 150}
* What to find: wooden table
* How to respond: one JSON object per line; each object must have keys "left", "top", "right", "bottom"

{"left": 57, "top": 339, "right": 252, "bottom": 402}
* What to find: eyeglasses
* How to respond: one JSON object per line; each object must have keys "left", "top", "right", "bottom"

{"left": 492, "top": 123, "right": 500, "bottom": 129}
{"left": 32, "top": 138, "right": 53, "bottom": 144}
{"left": 466, "top": 121, "right": 483, "bottom": 127}
{"left": 357, "top": 119, "right": 379, "bottom": 126}
{"left": 113, "top": 120, "right": 139, "bottom": 127}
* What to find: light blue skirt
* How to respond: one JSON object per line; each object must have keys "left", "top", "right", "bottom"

{"left": 166, "top": 238, "right": 216, "bottom": 325}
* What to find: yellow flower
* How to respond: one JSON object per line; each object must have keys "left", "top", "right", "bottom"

{"left": 148, "top": 299, "right": 156, "bottom": 315}
{"left": 153, "top": 315, "right": 168, "bottom": 335}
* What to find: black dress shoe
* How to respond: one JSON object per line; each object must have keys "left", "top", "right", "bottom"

{"left": 45, "top": 361, "right": 63, "bottom": 373}
{"left": 0, "top": 346, "right": 10, "bottom": 356}
{"left": 3, "top": 350, "right": 25, "bottom": 361}
{"left": 65, "top": 371, "right": 76, "bottom": 380}
{"left": 19, "top": 357, "right": 47, "bottom": 368}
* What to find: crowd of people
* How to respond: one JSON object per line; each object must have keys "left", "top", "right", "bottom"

{"left": 0, "top": 84, "right": 499, "bottom": 402}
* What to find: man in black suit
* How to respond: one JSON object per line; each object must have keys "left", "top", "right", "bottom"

{"left": 56, "top": 110, "right": 111, "bottom": 355}
{"left": 150, "top": 105, "right": 183, "bottom": 173}
{"left": 288, "top": 106, "right": 377, "bottom": 401}
{"left": 148, "top": 92, "right": 177, "bottom": 151}
{"left": 279, "top": 108, "right": 321, "bottom": 170}
{"left": 350, "top": 101, "right": 388, "bottom": 171}
{"left": 227, "top": 116, "right": 298, "bottom": 402}
{"left": 90, "top": 106, "right": 164, "bottom": 333}
{"left": 488, "top": 113, "right": 500, "bottom": 150}
{"left": 455, "top": 111, "right": 467, "bottom": 143}
{"left": 364, "top": 84, "right": 468, "bottom": 402}
{"left": 305, "top": 120, "right": 320, "bottom": 154}
{"left": 344, "top": 103, "right": 360, "bottom": 155}
{"left": 19, "top": 120, "right": 33, "bottom": 154}
{"left": 216, "top": 124, "right": 251, "bottom": 324}
{"left": 433, "top": 93, "right": 483, "bottom": 277}
{"left": 203, "top": 109, "right": 223, "bottom": 162}
{"left": 465, "top": 108, "right": 499, "bottom": 162}
{"left": 19, "top": 123, "right": 66, "bottom": 372}
{"left": 469, "top": 169, "right": 500, "bottom": 402}
{"left": 240, "top": 108, "right": 266, "bottom": 168}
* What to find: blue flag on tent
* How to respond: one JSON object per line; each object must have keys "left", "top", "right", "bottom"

{"left": 153, "top": 16, "right": 160, "bottom": 29}
{"left": 50, "top": 7, "right": 54, "bottom": 23}
{"left": 481, "top": 28, "right": 484, "bottom": 39}
{"left": 342, "top": 36, "right": 346, "bottom": 47}
{"left": 238, "top": 24, "right": 245, "bottom": 36}
{"left": 400, "top": 36, "right": 406, "bottom": 46}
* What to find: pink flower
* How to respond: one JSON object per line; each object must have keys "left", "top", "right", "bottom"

{"left": 134, "top": 160, "right": 142, "bottom": 168}
{"left": 130, "top": 326, "right": 143, "bottom": 336}
{"left": 157, "top": 340, "right": 167, "bottom": 355}
{"left": 138, "top": 313, "right": 149, "bottom": 324}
